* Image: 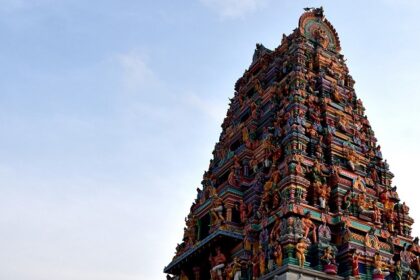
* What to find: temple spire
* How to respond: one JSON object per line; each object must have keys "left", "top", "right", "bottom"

{"left": 165, "top": 8, "right": 419, "bottom": 280}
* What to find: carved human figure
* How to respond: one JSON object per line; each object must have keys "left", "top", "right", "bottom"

{"left": 244, "top": 226, "right": 252, "bottom": 252}
{"left": 228, "top": 167, "right": 239, "bottom": 187}
{"left": 296, "top": 238, "right": 308, "bottom": 268}
{"left": 314, "top": 27, "right": 328, "bottom": 48}
{"left": 262, "top": 179, "right": 273, "bottom": 212}
{"left": 351, "top": 251, "right": 360, "bottom": 279}
{"left": 402, "top": 201, "right": 410, "bottom": 215}
{"left": 343, "top": 146, "right": 358, "bottom": 171}
{"left": 242, "top": 126, "right": 252, "bottom": 148}
{"left": 210, "top": 194, "right": 225, "bottom": 226}
{"left": 357, "top": 193, "right": 371, "bottom": 214}
{"left": 209, "top": 247, "right": 226, "bottom": 280}
{"left": 270, "top": 215, "right": 282, "bottom": 241}
{"left": 373, "top": 203, "right": 382, "bottom": 224}
{"left": 273, "top": 241, "right": 283, "bottom": 267}
{"left": 271, "top": 167, "right": 281, "bottom": 185}
{"left": 320, "top": 246, "right": 335, "bottom": 265}
{"left": 342, "top": 190, "right": 352, "bottom": 212}
{"left": 353, "top": 176, "right": 366, "bottom": 192}
{"left": 385, "top": 208, "right": 396, "bottom": 232}
{"left": 395, "top": 259, "right": 402, "bottom": 280}
{"left": 331, "top": 84, "right": 343, "bottom": 103}
{"left": 250, "top": 156, "right": 259, "bottom": 174}
{"left": 250, "top": 101, "right": 259, "bottom": 120}
{"left": 302, "top": 212, "right": 317, "bottom": 243}
{"left": 373, "top": 252, "right": 390, "bottom": 277}
{"left": 318, "top": 183, "right": 330, "bottom": 209}
{"left": 365, "top": 228, "right": 380, "bottom": 250}
{"left": 226, "top": 257, "right": 242, "bottom": 280}
{"left": 318, "top": 216, "right": 331, "bottom": 243}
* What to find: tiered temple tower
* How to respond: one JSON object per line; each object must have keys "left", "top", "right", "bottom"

{"left": 164, "top": 8, "right": 419, "bottom": 280}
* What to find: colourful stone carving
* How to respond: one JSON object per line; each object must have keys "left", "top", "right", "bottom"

{"left": 164, "top": 7, "right": 419, "bottom": 280}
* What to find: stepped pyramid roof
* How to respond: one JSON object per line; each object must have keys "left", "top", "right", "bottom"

{"left": 165, "top": 7, "right": 419, "bottom": 280}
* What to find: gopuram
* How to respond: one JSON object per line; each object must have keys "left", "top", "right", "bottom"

{"left": 164, "top": 8, "right": 420, "bottom": 280}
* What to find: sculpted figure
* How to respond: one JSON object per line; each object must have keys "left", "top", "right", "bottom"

{"left": 209, "top": 247, "right": 226, "bottom": 280}
{"left": 318, "top": 183, "right": 330, "bottom": 209}
{"left": 273, "top": 241, "right": 283, "bottom": 267}
{"left": 331, "top": 84, "right": 343, "bottom": 103}
{"left": 337, "top": 114, "right": 349, "bottom": 133}
{"left": 351, "top": 250, "right": 360, "bottom": 279}
{"left": 243, "top": 226, "right": 253, "bottom": 252}
{"left": 395, "top": 259, "right": 402, "bottom": 280}
{"left": 385, "top": 208, "right": 396, "bottom": 232}
{"left": 296, "top": 238, "right": 308, "bottom": 268}
{"left": 261, "top": 179, "right": 273, "bottom": 212}
{"left": 250, "top": 156, "right": 258, "bottom": 174}
{"left": 353, "top": 176, "right": 366, "bottom": 192}
{"left": 373, "top": 252, "right": 390, "bottom": 277}
{"left": 250, "top": 101, "right": 259, "bottom": 120}
{"left": 210, "top": 193, "right": 225, "bottom": 226}
{"left": 321, "top": 246, "right": 335, "bottom": 265}
{"left": 302, "top": 212, "right": 317, "bottom": 243}
{"left": 228, "top": 167, "right": 239, "bottom": 187}
{"left": 242, "top": 126, "right": 252, "bottom": 148}
{"left": 364, "top": 228, "right": 380, "bottom": 250}
{"left": 402, "top": 201, "right": 410, "bottom": 215}
{"left": 239, "top": 199, "right": 247, "bottom": 224}
{"left": 270, "top": 215, "right": 282, "bottom": 241}
{"left": 318, "top": 216, "right": 331, "bottom": 243}
{"left": 271, "top": 167, "right": 281, "bottom": 185}
{"left": 321, "top": 246, "right": 338, "bottom": 274}
{"left": 342, "top": 190, "right": 352, "bottom": 211}
{"left": 343, "top": 146, "right": 358, "bottom": 171}
{"left": 226, "top": 257, "right": 242, "bottom": 280}
{"left": 373, "top": 203, "right": 382, "bottom": 224}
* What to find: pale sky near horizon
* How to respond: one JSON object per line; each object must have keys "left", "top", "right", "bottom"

{"left": 0, "top": 1, "right": 420, "bottom": 280}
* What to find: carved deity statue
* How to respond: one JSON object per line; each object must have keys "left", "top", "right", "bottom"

{"left": 364, "top": 228, "right": 380, "bottom": 250}
{"left": 273, "top": 241, "right": 283, "bottom": 267}
{"left": 351, "top": 250, "right": 360, "bottom": 279}
{"left": 302, "top": 212, "right": 317, "bottom": 243}
{"left": 373, "top": 252, "right": 390, "bottom": 277}
{"left": 209, "top": 247, "right": 227, "bottom": 280}
{"left": 320, "top": 246, "right": 335, "bottom": 265}
{"left": 210, "top": 193, "right": 225, "bottom": 226}
{"left": 296, "top": 238, "right": 308, "bottom": 268}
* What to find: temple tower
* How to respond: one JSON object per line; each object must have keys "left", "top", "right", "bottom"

{"left": 164, "top": 8, "right": 419, "bottom": 280}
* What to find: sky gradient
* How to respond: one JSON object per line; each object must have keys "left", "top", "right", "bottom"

{"left": 1, "top": 1, "right": 420, "bottom": 279}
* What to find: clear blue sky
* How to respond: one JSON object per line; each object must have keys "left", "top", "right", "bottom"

{"left": 0, "top": 1, "right": 419, "bottom": 279}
